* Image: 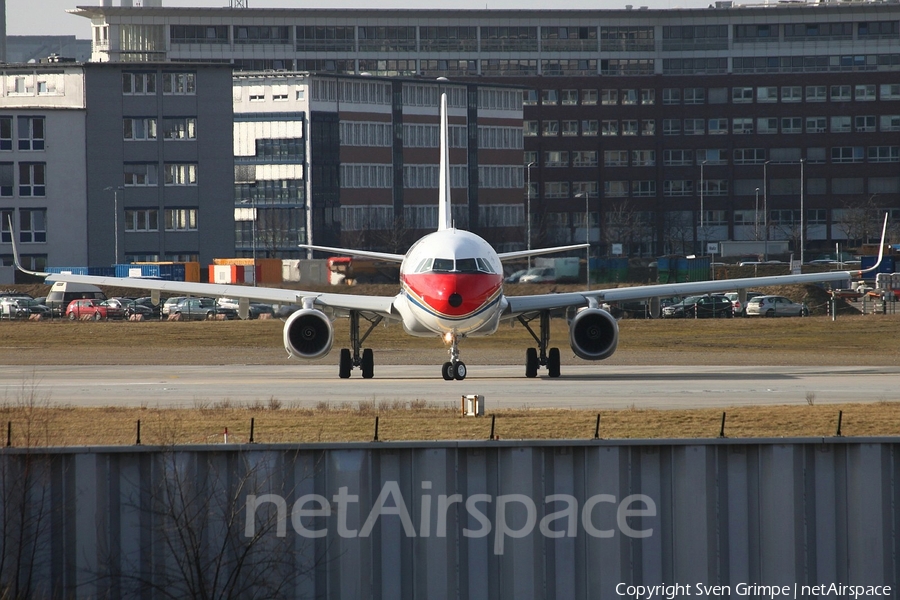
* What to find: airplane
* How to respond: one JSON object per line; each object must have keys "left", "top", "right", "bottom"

{"left": 10, "top": 93, "right": 889, "bottom": 381}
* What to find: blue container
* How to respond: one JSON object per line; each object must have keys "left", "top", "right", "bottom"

{"left": 45, "top": 266, "right": 91, "bottom": 276}
{"left": 114, "top": 263, "right": 186, "bottom": 281}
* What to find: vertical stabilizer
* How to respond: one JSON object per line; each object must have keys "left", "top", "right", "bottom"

{"left": 437, "top": 93, "right": 452, "bottom": 231}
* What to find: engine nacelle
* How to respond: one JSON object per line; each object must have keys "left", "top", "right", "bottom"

{"left": 283, "top": 308, "right": 334, "bottom": 360}
{"left": 569, "top": 307, "right": 619, "bottom": 361}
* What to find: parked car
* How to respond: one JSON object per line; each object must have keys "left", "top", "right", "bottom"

{"left": 661, "top": 294, "right": 733, "bottom": 318}
{"left": 504, "top": 269, "right": 528, "bottom": 284}
{"left": 745, "top": 295, "right": 809, "bottom": 317}
{"left": 162, "top": 296, "right": 186, "bottom": 317}
{"left": 101, "top": 297, "right": 154, "bottom": 319}
{"left": 133, "top": 297, "right": 162, "bottom": 318}
{"left": 518, "top": 267, "right": 555, "bottom": 283}
{"left": 0, "top": 296, "right": 50, "bottom": 319}
{"left": 66, "top": 298, "right": 109, "bottom": 320}
{"left": 724, "top": 291, "right": 763, "bottom": 317}
{"left": 173, "top": 297, "right": 238, "bottom": 321}
{"left": 216, "top": 297, "right": 275, "bottom": 319}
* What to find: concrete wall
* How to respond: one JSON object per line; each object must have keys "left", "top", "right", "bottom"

{"left": 1, "top": 439, "right": 896, "bottom": 599}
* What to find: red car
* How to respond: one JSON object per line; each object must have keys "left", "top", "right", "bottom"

{"left": 66, "top": 298, "right": 109, "bottom": 321}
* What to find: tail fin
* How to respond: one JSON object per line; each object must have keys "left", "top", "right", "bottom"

{"left": 437, "top": 92, "right": 452, "bottom": 231}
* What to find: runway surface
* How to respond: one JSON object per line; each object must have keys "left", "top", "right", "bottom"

{"left": 2, "top": 364, "right": 898, "bottom": 409}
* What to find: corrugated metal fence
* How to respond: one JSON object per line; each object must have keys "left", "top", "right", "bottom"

{"left": 1, "top": 439, "right": 897, "bottom": 599}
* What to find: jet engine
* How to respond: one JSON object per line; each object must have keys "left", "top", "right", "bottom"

{"left": 283, "top": 308, "right": 334, "bottom": 359}
{"left": 569, "top": 307, "right": 619, "bottom": 361}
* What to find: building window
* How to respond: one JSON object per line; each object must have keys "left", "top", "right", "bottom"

{"left": 124, "top": 117, "right": 157, "bottom": 140}
{"left": 581, "top": 89, "right": 598, "bottom": 105}
{"left": 806, "top": 117, "right": 827, "bottom": 133}
{"left": 757, "top": 117, "right": 778, "bottom": 134}
{"left": 523, "top": 90, "right": 538, "bottom": 105}
{"left": 733, "top": 148, "right": 766, "bottom": 165}
{"left": 573, "top": 151, "right": 598, "bottom": 167}
{"left": 18, "top": 208, "right": 46, "bottom": 243}
{"left": 17, "top": 117, "right": 44, "bottom": 150}
{"left": 641, "top": 120, "right": 655, "bottom": 136}
{"left": 662, "top": 88, "right": 681, "bottom": 105}
{"left": 601, "top": 120, "right": 618, "bottom": 136}
{"left": 524, "top": 121, "right": 538, "bottom": 136}
{"left": 164, "top": 163, "right": 197, "bottom": 185}
{"left": 124, "top": 163, "right": 158, "bottom": 186}
{"left": 781, "top": 117, "right": 802, "bottom": 134}
{"left": 632, "top": 149, "right": 655, "bottom": 166}
{"left": 562, "top": 120, "right": 579, "bottom": 136}
{"left": 18, "top": 163, "right": 45, "bottom": 196}
{"left": 561, "top": 89, "right": 578, "bottom": 105}
{"left": 0, "top": 209, "right": 10, "bottom": 242}
{"left": 805, "top": 86, "right": 826, "bottom": 102}
{"left": 684, "top": 88, "right": 705, "bottom": 104}
{"left": 781, "top": 86, "right": 802, "bottom": 102}
{"left": 170, "top": 24, "right": 229, "bottom": 44}
{"left": 855, "top": 84, "right": 876, "bottom": 101}
{"left": 732, "top": 87, "right": 753, "bottom": 103}
{"left": 698, "top": 149, "right": 727, "bottom": 165}
{"left": 123, "top": 72, "right": 156, "bottom": 95}
{"left": 544, "top": 151, "right": 569, "bottom": 167}
{"left": 855, "top": 115, "right": 876, "bottom": 133}
{"left": 621, "top": 120, "right": 638, "bottom": 136}
{"left": 830, "top": 85, "right": 851, "bottom": 102}
{"left": 708, "top": 118, "right": 728, "bottom": 135}
{"left": 604, "top": 181, "right": 628, "bottom": 197}
{"left": 544, "top": 181, "right": 569, "bottom": 198}
{"left": 124, "top": 209, "right": 159, "bottom": 232}
{"left": 165, "top": 208, "right": 198, "bottom": 231}
{"left": 622, "top": 89, "right": 638, "bottom": 105}
{"left": 601, "top": 89, "right": 618, "bottom": 105}
{"left": 868, "top": 146, "right": 899, "bottom": 163}
{"left": 604, "top": 150, "right": 628, "bottom": 167}
{"left": 663, "top": 149, "right": 693, "bottom": 166}
{"left": 880, "top": 115, "right": 900, "bottom": 131}
{"left": 880, "top": 84, "right": 900, "bottom": 100}
{"left": 664, "top": 180, "right": 693, "bottom": 197}
{"left": 831, "top": 147, "right": 864, "bottom": 163}
{"left": 0, "top": 163, "right": 12, "bottom": 196}
{"left": 581, "top": 120, "right": 598, "bottom": 136}
{"left": 162, "top": 73, "right": 196, "bottom": 95}
{"left": 542, "top": 121, "right": 559, "bottom": 136}
{"left": 0, "top": 117, "right": 11, "bottom": 150}
{"left": 632, "top": 180, "right": 656, "bottom": 197}
{"left": 541, "top": 89, "right": 559, "bottom": 105}
{"left": 684, "top": 119, "right": 705, "bottom": 135}
{"left": 163, "top": 117, "right": 197, "bottom": 140}
{"left": 641, "top": 89, "right": 655, "bottom": 105}
{"left": 732, "top": 118, "right": 754, "bottom": 134}
{"left": 662, "top": 119, "right": 681, "bottom": 135}
{"left": 756, "top": 87, "right": 777, "bottom": 103}
{"left": 233, "top": 25, "right": 290, "bottom": 44}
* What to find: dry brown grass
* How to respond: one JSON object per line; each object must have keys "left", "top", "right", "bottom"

{"left": 1, "top": 401, "right": 897, "bottom": 447}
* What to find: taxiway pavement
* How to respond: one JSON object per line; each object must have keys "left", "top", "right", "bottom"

{"left": 2, "top": 364, "right": 897, "bottom": 409}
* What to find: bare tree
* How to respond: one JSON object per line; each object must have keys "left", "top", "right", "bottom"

{"left": 662, "top": 211, "right": 694, "bottom": 256}
{"left": 833, "top": 195, "right": 888, "bottom": 247}
{"left": 602, "top": 200, "right": 645, "bottom": 257}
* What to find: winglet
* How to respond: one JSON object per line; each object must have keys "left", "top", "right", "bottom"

{"left": 437, "top": 92, "right": 452, "bottom": 231}
{"left": 856, "top": 213, "right": 889, "bottom": 276}
{"left": 6, "top": 214, "right": 48, "bottom": 277}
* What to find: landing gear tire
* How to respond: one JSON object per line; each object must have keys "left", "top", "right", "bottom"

{"left": 442, "top": 361, "right": 454, "bottom": 381}
{"left": 454, "top": 361, "right": 467, "bottom": 380}
{"left": 361, "top": 348, "right": 374, "bottom": 379}
{"left": 547, "top": 347, "right": 561, "bottom": 378}
{"left": 339, "top": 349, "right": 352, "bottom": 379}
{"left": 525, "top": 348, "right": 539, "bottom": 378}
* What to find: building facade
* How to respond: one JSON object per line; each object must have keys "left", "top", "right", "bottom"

{"left": 73, "top": 2, "right": 900, "bottom": 257}
{"left": 0, "top": 62, "right": 235, "bottom": 269}
{"left": 233, "top": 72, "right": 524, "bottom": 257}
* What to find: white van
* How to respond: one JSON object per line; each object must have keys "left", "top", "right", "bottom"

{"left": 45, "top": 281, "right": 106, "bottom": 317}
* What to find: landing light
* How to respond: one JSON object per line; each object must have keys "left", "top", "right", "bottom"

{"left": 443, "top": 331, "right": 453, "bottom": 344}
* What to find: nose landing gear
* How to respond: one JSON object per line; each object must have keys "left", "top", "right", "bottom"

{"left": 441, "top": 332, "right": 467, "bottom": 380}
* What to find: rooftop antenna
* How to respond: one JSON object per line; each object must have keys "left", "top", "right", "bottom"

{"left": 230, "top": 0, "right": 248, "bottom": 7}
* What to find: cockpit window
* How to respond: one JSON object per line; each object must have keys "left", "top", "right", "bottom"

{"left": 415, "top": 258, "right": 434, "bottom": 273}
{"left": 432, "top": 258, "right": 454, "bottom": 272}
{"left": 455, "top": 258, "right": 479, "bottom": 273}
{"left": 475, "top": 257, "right": 495, "bottom": 274}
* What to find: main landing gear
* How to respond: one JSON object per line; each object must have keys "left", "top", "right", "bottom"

{"left": 517, "top": 310, "right": 561, "bottom": 378}
{"left": 441, "top": 332, "right": 467, "bottom": 381}
{"left": 338, "top": 311, "right": 382, "bottom": 379}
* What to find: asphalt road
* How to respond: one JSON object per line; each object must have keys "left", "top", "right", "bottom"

{"left": 3, "top": 364, "right": 898, "bottom": 409}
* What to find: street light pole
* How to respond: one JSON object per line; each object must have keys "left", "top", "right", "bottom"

{"left": 755, "top": 187, "right": 760, "bottom": 240}
{"left": 103, "top": 185, "right": 123, "bottom": 265}
{"left": 800, "top": 158, "right": 805, "bottom": 267}
{"left": 585, "top": 192, "right": 590, "bottom": 290}
{"left": 526, "top": 161, "right": 535, "bottom": 268}
{"left": 700, "top": 160, "right": 706, "bottom": 255}
{"left": 763, "top": 160, "right": 770, "bottom": 261}
{"left": 251, "top": 198, "right": 257, "bottom": 284}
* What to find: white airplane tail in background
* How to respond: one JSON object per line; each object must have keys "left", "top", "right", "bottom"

{"left": 437, "top": 93, "right": 452, "bottom": 232}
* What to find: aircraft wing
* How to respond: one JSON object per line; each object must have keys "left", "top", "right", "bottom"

{"left": 298, "top": 244, "right": 405, "bottom": 263}
{"left": 497, "top": 243, "right": 588, "bottom": 262}
{"left": 504, "top": 268, "right": 864, "bottom": 317}
{"left": 40, "top": 272, "right": 398, "bottom": 318}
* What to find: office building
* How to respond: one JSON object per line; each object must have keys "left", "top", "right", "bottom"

{"left": 72, "top": 2, "right": 900, "bottom": 256}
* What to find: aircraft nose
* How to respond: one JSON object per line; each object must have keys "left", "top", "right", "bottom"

{"left": 448, "top": 293, "right": 463, "bottom": 308}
